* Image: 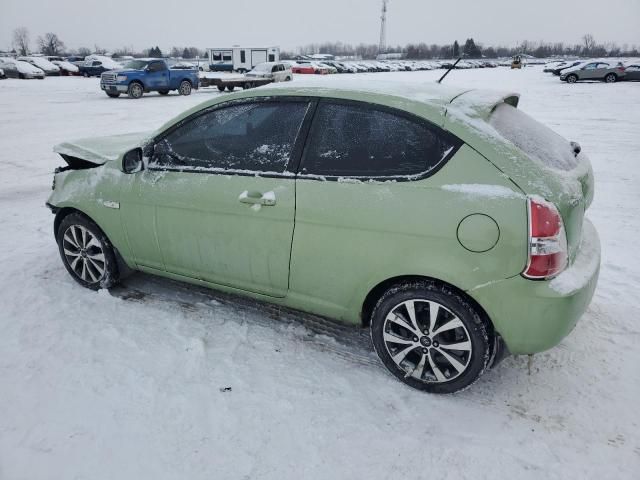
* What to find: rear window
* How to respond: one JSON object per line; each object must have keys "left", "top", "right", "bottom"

{"left": 489, "top": 103, "right": 579, "bottom": 170}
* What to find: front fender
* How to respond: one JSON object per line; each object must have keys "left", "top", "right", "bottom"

{"left": 47, "top": 161, "right": 132, "bottom": 263}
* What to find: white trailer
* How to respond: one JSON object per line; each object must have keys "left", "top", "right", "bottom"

{"left": 207, "top": 46, "right": 280, "bottom": 73}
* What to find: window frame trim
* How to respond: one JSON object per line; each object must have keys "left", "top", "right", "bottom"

{"left": 145, "top": 96, "right": 318, "bottom": 178}
{"left": 296, "top": 97, "right": 463, "bottom": 182}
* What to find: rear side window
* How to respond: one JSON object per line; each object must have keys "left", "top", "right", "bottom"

{"left": 302, "top": 101, "right": 460, "bottom": 178}
{"left": 489, "top": 103, "right": 578, "bottom": 170}
{"left": 151, "top": 101, "right": 310, "bottom": 173}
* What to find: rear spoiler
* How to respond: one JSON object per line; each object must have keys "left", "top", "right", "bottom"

{"left": 448, "top": 90, "right": 520, "bottom": 120}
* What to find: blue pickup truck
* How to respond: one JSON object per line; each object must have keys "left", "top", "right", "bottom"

{"left": 100, "top": 59, "right": 199, "bottom": 99}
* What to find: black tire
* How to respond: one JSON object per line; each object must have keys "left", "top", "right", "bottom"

{"left": 243, "top": 82, "right": 255, "bottom": 89}
{"left": 56, "top": 213, "right": 119, "bottom": 290}
{"left": 604, "top": 73, "right": 617, "bottom": 83}
{"left": 217, "top": 85, "right": 225, "bottom": 92}
{"left": 178, "top": 80, "right": 192, "bottom": 96}
{"left": 285, "top": 76, "right": 292, "bottom": 81}
{"left": 158, "top": 90, "right": 170, "bottom": 95}
{"left": 83, "top": 71, "right": 89, "bottom": 78}
{"left": 127, "top": 81, "right": 144, "bottom": 99}
{"left": 18, "top": 73, "right": 25, "bottom": 79}
{"left": 370, "top": 280, "right": 490, "bottom": 394}
{"left": 226, "top": 85, "right": 235, "bottom": 92}
{"left": 106, "top": 92, "right": 120, "bottom": 98}
{"left": 566, "top": 74, "right": 578, "bottom": 84}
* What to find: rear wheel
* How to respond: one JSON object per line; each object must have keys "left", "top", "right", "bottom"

{"left": 605, "top": 73, "right": 617, "bottom": 83}
{"left": 370, "top": 281, "right": 490, "bottom": 394}
{"left": 106, "top": 92, "right": 120, "bottom": 98}
{"left": 56, "top": 213, "right": 119, "bottom": 290}
{"left": 83, "top": 71, "right": 89, "bottom": 78}
{"left": 178, "top": 80, "right": 192, "bottom": 95}
{"left": 566, "top": 74, "right": 578, "bottom": 84}
{"left": 217, "top": 85, "right": 225, "bottom": 91}
{"left": 243, "top": 82, "right": 255, "bottom": 89}
{"left": 127, "top": 82, "right": 144, "bottom": 99}
{"left": 226, "top": 85, "right": 235, "bottom": 92}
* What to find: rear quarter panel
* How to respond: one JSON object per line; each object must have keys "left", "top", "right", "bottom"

{"left": 288, "top": 145, "right": 528, "bottom": 324}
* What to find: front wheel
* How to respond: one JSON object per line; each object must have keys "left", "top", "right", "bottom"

{"left": 605, "top": 73, "right": 617, "bottom": 83}
{"left": 226, "top": 85, "right": 235, "bottom": 92}
{"left": 566, "top": 74, "right": 578, "bottom": 84}
{"left": 106, "top": 92, "right": 120, "bottom": 98}
{"left": 370, "top": 281, "right": 490, "bottom": 394}
{"left": 178, "top": 80, "right": 192, "bottom": 96}
{"left": 56, "top": 213, "right": 119, "bottom": 290}
{"left": 217, "top": 85, "right": 225, "bottom": 92}
{"left": 127, "top": 82, "right": 144, "bottom": 99}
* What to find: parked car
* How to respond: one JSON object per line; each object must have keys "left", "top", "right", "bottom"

{"left": 622, "top": 64, "right": 640, "bottom": 81}
{"left": 17, "top": 56, "right": 60, "bottom": 75}
{"left": 0, "top": 68, "right": 5, "bottom": 79}
{"left": 51, "top": 60, "right": 80, "bottom": 76}
{"left": 560, "top": 61, "right": 626, "bottom": 83}
{"left": 290, "top": 61, "right": 317, "bottom": 74}
{"left": 78, "top": 55, "right": 122, "bottom": 77}
{"left": 0, "top": 58, "right": 45, "bottom": 79}
{"left": 246, "top": 62, "right": 292, "bottom": 82}
{"left": 549, "top": 60, "right": 583, "bottom": 75}
{"left": 46, "top": 81, "right": 599, "bottom": 394}
{"left": 100, "top": 58, "right": 199, "bottom": 98}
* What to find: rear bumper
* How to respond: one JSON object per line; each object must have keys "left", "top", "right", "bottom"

{"left": 469, "top": 219, "right": 600, "bottom": 354}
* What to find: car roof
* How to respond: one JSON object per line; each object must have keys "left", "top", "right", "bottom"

{"left": 158, "top": 77, "right": 519, "bottom": 134}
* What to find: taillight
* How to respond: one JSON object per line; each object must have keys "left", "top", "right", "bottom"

{"left": 523, "top": 197, "right": 568, "bottom": 279}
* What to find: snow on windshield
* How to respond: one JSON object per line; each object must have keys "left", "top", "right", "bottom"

{"left": 123, "top": 60, "right": 149, "bottom": 70}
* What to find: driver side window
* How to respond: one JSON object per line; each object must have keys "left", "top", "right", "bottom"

{"left": 150, "top": 101, "right": 310, "bottom": 173}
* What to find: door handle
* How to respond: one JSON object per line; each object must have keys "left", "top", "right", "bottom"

{"left": 238, "top": 190, "right": 276, "bottom": 206}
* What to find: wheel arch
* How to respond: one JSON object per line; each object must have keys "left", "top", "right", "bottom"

{"left": 360, "top": 274, "right": 495, "bottom": 338}
{"left": 53, "top": 206, "right": 133, "bottom": 275}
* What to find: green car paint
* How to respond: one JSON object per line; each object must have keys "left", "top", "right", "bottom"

{"left": 47, "top": 82, "right": 600, "bottom": 356}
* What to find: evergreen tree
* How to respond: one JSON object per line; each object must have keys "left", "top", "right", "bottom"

{"left": 453, "top": 40, "right": 459, "bottom": 57}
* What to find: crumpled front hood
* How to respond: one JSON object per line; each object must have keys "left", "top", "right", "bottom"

{"left": 54, "top": 131, "right": 153, "bottom": 165}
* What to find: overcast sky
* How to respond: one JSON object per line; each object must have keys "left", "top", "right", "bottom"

{"left": 2, "top": 0, "right": 639, "bottom": 52}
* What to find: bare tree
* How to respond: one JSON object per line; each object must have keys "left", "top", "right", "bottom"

{"left": 37, "top": 33, "right": 65, "bottom": 56}
{"left": 12, "top": 27, "right": 30, "bottom": 55}
{"left": 582, "top": 34, "right": 596, "bottom": 55}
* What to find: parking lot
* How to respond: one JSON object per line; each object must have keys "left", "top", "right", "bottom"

{"left": 0, "top": 67, "right": 639, "bottom": 478}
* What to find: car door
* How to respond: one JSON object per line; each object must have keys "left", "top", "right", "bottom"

{"left": 626, "top": 65, "right": 640, "bottom": 80}
{"left": 290, "top": 99, "right": 463, "bottom": 316}
{"left": 119, "top": 97, "right": 313, "bottom": 297}
{"left": 147, "top": 61, "right": 169, "bottom": 89}
{"left": 580, "top": 62, "right": 599, "bottom": 80}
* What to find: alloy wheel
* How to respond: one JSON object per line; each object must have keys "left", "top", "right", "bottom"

{"left": 62, "top": 225, "right": 106, "bottom": 284}
{"left": 382, "top": 299, "right": 472, "bottom": 383}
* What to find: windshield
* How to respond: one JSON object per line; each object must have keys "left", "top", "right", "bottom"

{"left": 253, "top": 63, "right": 270, "bottom": 71}
{"left": 123, "top": 60, "right": 149, "bottom": 70}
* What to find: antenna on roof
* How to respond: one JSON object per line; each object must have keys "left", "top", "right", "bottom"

{"left": 437, "top": 57, "right": 461, "bottom": 84}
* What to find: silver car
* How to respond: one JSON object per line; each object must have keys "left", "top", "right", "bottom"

{"left": 246, "top": 62, "right": 292, "bottom": 82}
{"left": 560, "top": 60, "right": 626, "bottom": 83}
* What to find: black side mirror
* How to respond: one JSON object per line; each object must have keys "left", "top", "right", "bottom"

{"left": 122, "top": 148, "right": 143, "bottom": 173}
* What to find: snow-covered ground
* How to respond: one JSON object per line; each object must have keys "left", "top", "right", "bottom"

{"left": 0, "top": 68, "right": 639, "bottom": 479}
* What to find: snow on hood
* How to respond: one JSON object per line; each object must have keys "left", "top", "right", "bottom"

{"left": 54, "top": 131, "right": 153, "bottom": 164}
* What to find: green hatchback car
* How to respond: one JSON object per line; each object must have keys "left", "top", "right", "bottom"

{"left": 47, "top": 80, "right": 600, "bottom": 393}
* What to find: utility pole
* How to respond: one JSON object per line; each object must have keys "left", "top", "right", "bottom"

{"left": 379, "top": 0, "right": 388, "bottom": 55}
